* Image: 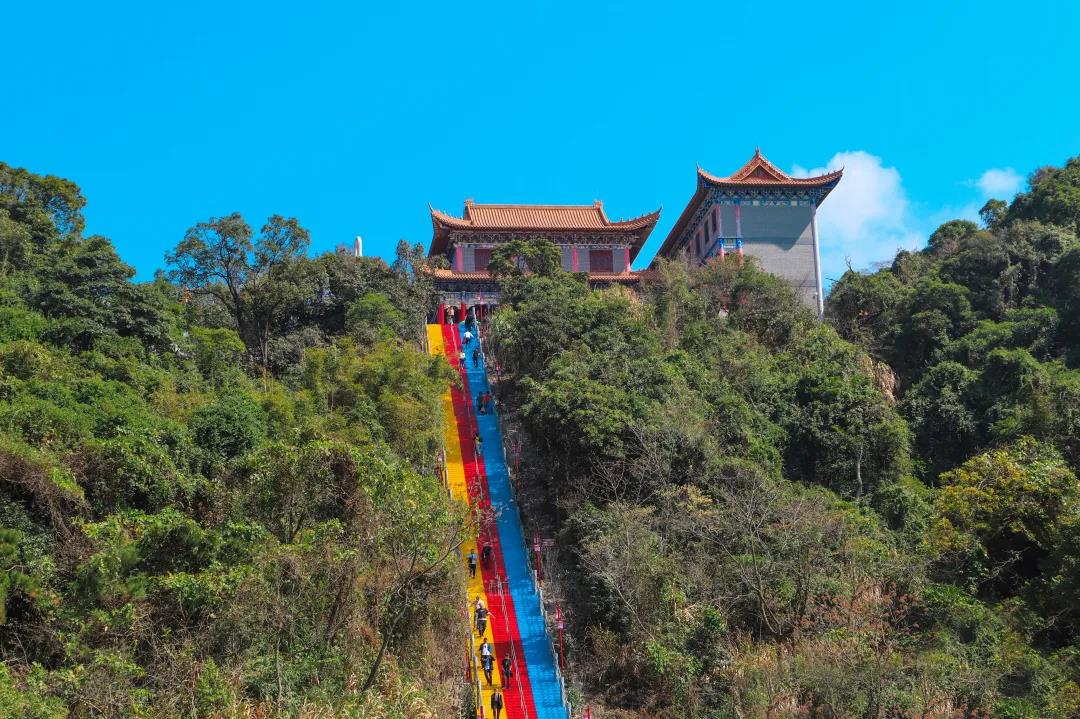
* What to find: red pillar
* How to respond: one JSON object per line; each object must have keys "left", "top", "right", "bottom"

{"left": 623, "top": 246, "right": 631, "bottom": 273}
{"left": 534, "top": 531, "right": 542, "bottom": 585}
{"left": 556, "top": 604, "right": 565, "bottom": 670}
{"left": 454, "top": 245, "right": 464, "bottom": 272}
{"left": 438, "top": 303, "right": 447, "bottom": 324}
{"left": 571, "top": 245, "right": 579, "bottom": 272}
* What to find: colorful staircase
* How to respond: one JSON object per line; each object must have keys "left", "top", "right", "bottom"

{"left": 428, "top": 323, "right": 568, "bottom": 719}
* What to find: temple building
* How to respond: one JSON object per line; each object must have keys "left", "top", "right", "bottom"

{"left": 427, "top": 199, "right": 660, "bottom": 320}
{"left": 652, "top": 150, "right": 842, "bottom": 315}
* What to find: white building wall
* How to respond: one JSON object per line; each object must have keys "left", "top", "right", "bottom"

{"left": 738, "top": 204, "right": 819, "bottom": 308}
{"left": 683, "top": 203, "right": 820, "bottom": 310}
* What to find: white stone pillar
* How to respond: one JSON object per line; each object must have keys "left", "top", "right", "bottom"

{"left": 810, "top": 203, "right": 824, "bottom": 319}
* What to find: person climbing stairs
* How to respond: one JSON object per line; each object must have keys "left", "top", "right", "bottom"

{"left": 428, "top": 323, "right": 569, "bottom": 719}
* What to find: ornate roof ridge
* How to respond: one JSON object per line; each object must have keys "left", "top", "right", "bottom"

{"left": 463, "top": 200, "right": 605, "bottom": 209}
{"left": 698, "top": 149, "right": 843, "bottom": 187}
{"left": 428, "top": 202, "right": 661, "bottom": 260}
{"left": 430, "top": 203, "right": 661, "bottom": 230}
{"left": 429, "top": 204, "right": 472, "bottom": 228}
{"left": 652, "top": 151, "right": 843, "bottom": 263}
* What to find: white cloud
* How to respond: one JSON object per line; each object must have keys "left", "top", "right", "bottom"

{"left": 927, "top": 202, "right": 980, "bottom": 228}
{"left": 975, "top": 167, "right": 1023, "bottom": 198}
{"left": 792, "top": 150, "right": 923, "bottom": 280}
{"left": 785, "top": 154, "right": 1027, "bottom": 285}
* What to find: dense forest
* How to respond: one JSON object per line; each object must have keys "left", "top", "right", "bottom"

{"left": 0, "top": 163, "right": 466, "bottom": 718}
{"left": 486, "top": 157, "right": 1080, "bottom": 718}
{"left": 5, "top": 155, "right": 1080, "bottom": 719}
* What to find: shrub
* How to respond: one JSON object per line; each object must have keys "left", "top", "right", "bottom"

{"left": 190, "top": 393, "right": 267, "bottom": 462}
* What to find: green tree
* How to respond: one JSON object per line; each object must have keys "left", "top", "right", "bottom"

{"left": 33, "top": 235, "right": 170, "bottom": 350}
{"left": 0, "top": 664, "right": 65, "bottom": 719}
{"left": 313, "top": 245, "right": 432, "bottom": 337}
{"left": 0, "top": 162, "right": 469, "bottom": 718}
{"left": 981, "top": 198, "right": 1009, "bottom": 229}
{"left": 903, "top": 360, "right": 980, "bottom": 476}
{"left": 390, "top": 238, "right": 439, "bottom": 328}
{"left": 71, "top": 430, "right": 187, "bottom": 515}
{"left": 778, "top": 326, "right": 910, "bottom": 497}
{"left": 0, "top": 527, "right": 37, "bottom": 624}
{"left": 190, "top": 393, "right": 267, "bottom": 463}
{"left": 1051, "top": 247, "right": 1080, "bottom": 365}
{"left": 354, "top": 452, "right": 466, "bottom": 693}
{"left": 167, "top": 213, "right": 312, "bottom": 367}
{"left": 1007, "top": 157, "right": 1080, "bottom": 233}
{"left": 825, "top": 268, "right": 907, "bottom": 355}
{"left": 931, "top": 438, "right": 1077, "bottom": 596}
{"left": 0, "top": 209, "right": 34, "bottom": 274}
{"left": 939, "top": 231, "right": 1014, "bottom": 318}
{"left": 346, "top": 292, "right": 408, "bottom": 345}
{"left": 190, "top": 326, "right": 248, "bottom": 386}
{"left": 893, "top": 277, "right": 975, "bottom": 381}
{"left": 487, "top": 238, "right": 563, "bottom": 279}
{"left": 928, "top": 219, "right": 978, "bottom": 257}
{"left": 243, "top": 440, "right": 356, "bottom": 543}
{"left": 0, "top": 162, "right": 86, "bottom": 251}
{"left": 699, "top": 255, "right": 815, "bottom": 349}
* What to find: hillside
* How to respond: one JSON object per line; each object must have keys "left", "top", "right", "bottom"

{"left": 5, "top": 155, "right": 1080, "bottom": 719}
{"left": 484, "top": 158, "right": 1080, "bottom": 718}
{"left": 0, "top": 164, "right": 464, "bottom": 718}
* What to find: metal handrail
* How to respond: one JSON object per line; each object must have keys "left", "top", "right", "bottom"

{"left": 475, "top": 321, "right": 573, "bottom": 719}
{"left": 461, "top": 326, "right": 523, "bottom": 719}
{"left": 455, "top": 321, "right": 515, "bottom": 718}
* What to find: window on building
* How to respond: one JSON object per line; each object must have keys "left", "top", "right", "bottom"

{"left": 589, "top": 249, "right": 614, "bottom": 272}
{"left": 474, "top": 248, "right": 492, "bottom": 271}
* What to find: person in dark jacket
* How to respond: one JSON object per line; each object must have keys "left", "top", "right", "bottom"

{"left": 481, "top": 541, "right": 493, "bottom": 570}
{"left": 490, "top": 688, "right": 504, "bottom": 719}
{"left": 474, "top": 603, "right": 489, "bottom": 636}
{"left": 481, "top": 653, "right": 494, "bottom": 685}
{"left": 500, "top": 655, "right": 513, "bottom": 686}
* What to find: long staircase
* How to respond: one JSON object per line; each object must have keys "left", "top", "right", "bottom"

{"left": 428, "top": 323, "right": 568, "bottom": 719}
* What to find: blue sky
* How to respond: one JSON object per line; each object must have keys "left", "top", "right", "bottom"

{"left": 5, "top": 1, "right": 1080, "bottom": 282}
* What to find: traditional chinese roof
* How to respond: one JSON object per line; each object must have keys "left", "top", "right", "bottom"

{"left": 698, "top": 149, "right": 843, "bottom": 188}
{"left": 653, "top": 150, "right": 842, "bottom": 261}
{"left": 429, "top": 200, "right": 661, "bottom": 260}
